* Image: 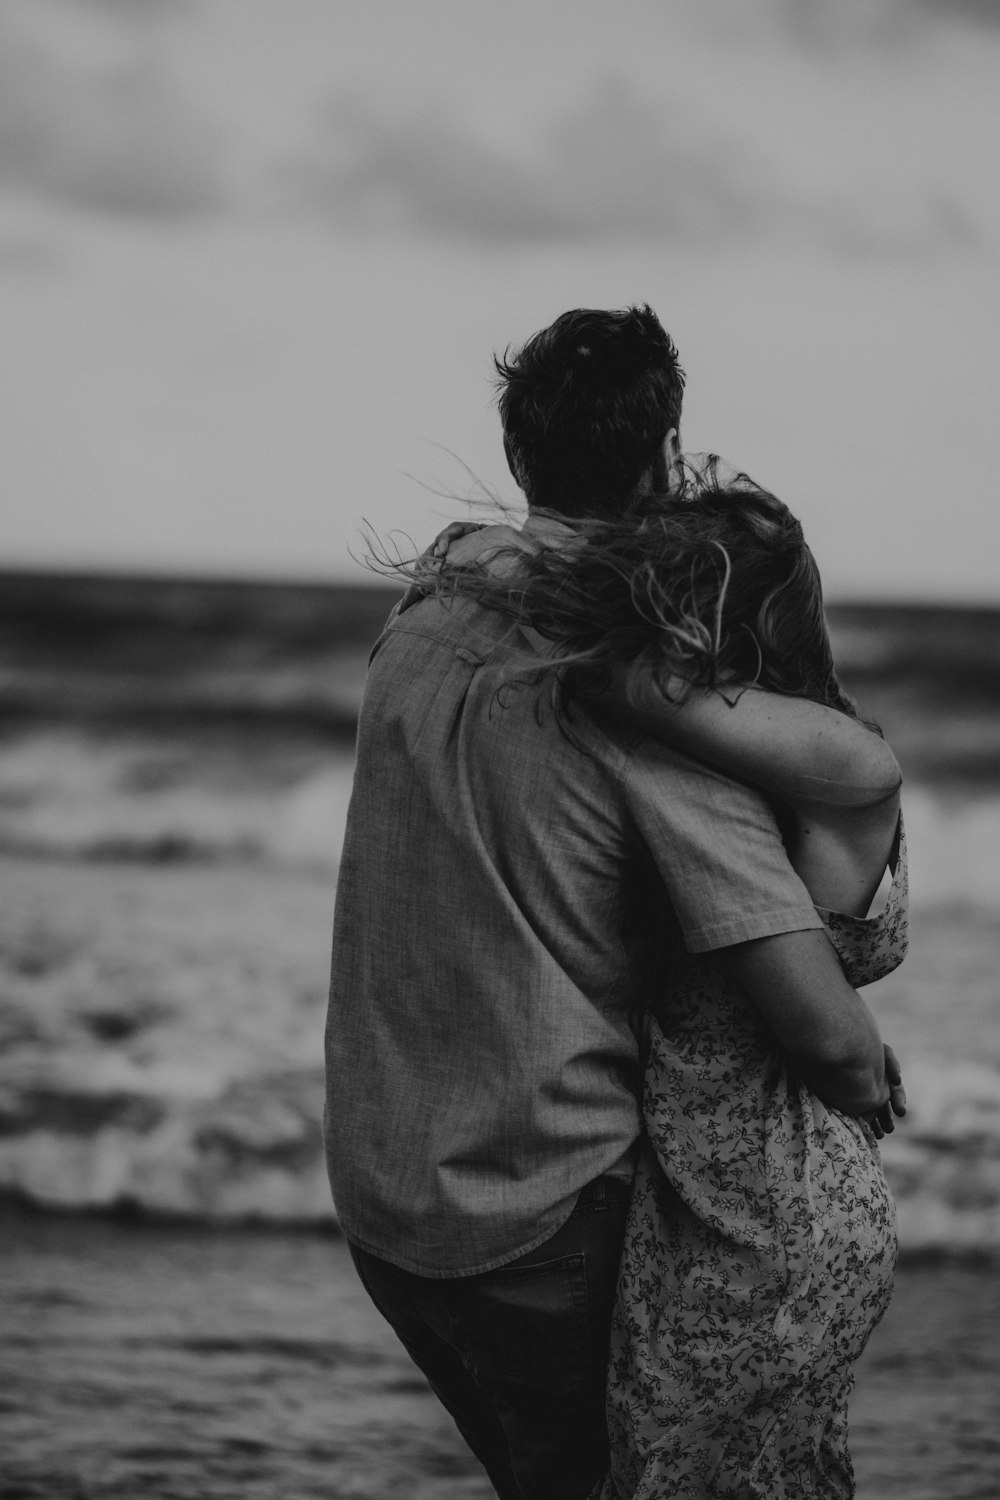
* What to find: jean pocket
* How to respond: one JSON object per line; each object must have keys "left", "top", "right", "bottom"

{"left": 458, "top": 1252, "right": 594, "bottom": 1385}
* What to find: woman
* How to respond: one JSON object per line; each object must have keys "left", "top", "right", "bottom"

{"left": 419, "top": 479, "right": 907, "bottom": 1499}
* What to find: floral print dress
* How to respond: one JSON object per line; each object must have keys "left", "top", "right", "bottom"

{"left": 595, "top": 828, "right": 909, "bottom": 1500}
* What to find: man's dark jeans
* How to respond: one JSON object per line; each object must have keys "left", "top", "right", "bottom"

{"left": 348, "top": 1175, "right": 631, "bottom": 1500}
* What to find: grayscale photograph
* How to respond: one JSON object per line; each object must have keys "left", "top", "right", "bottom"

{"left": 2, "top": 3, "right": 999, "bottom": 1498}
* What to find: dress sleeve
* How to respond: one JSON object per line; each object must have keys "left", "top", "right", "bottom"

{"left": 815, "top": 818, "right": 909, "bottom": 988}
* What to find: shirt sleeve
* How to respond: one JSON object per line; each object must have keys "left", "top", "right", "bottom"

{"left": 622, "top": 737, "right": 824, "bottom": 953}
{"left": 816, "top": 816, "right": 909, "bottom": 987}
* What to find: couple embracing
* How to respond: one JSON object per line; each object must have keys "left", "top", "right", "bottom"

{"left": 325, "top": 306, "right": 908, "bottom": 1500}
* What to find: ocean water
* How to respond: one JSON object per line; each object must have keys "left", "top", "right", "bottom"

{"left": 4, "top": 1208, "right": 997, "bottom": 1500}
{"left": 0, "top": 1207, "right": 496, "bottom": 1500}
{"left": 1, "top": 573, "right": 999, "bottom": 1258}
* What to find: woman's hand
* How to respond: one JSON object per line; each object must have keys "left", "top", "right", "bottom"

{"left": 398, "top": 519, "right": 535, "bottom": 613}
{"left": 864, "top": 1044, "right": 907, "bottom": 1139}
{"left": 397, "top": 522, "right": 487, "bottom": 613}
{"left": 428, "top": 521, "right": 486, "bottom": 560}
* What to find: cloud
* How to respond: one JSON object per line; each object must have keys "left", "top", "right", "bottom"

{"left": 916, "top": 0, "right": 1000, "bottom": 23}
{"left": 288, "top": 76, "right": 764, "bottom": 243}
{"left": 283, "top": 67, "right": 987, "bottom": 255}
{"left": 287, "top": 100, "right": 558, "bottom": 240}
{"left": 0, "top": 0, "right": 227, "bottom": 217}
{"left": 1, "top": 0, "right": 993, "bottom": 254}
{"left": 545, "top": 79, "right": 767, "bottom": 238}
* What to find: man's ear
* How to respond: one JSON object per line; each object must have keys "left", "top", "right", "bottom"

{"left": 644, "top": 428, "right": 681, "bottom": 494}
{"left": 661, "top": 428, "right": 683, "bottom": 493}
{"left": 503, "top": 434, "right": 521, "bottom": 486}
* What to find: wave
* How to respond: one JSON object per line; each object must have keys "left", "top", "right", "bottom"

{"left": 879, "top": 1057, "right": 1000, "bottom": 1260}
{"left": 0, "top": 730, "right": 354, "bottom": 871}
{"left": 1, "top": 869, "right": 999, "bottom": 1259}
{"left": 1, "top": 704, "right": 998, "bottom": 1256}
{"left": 896, "top": 785, "right": 1000, "bottom": 911}
{"left": 2, "top": 1058, "right": 1000, "bottom": 1260}
{"left": 0, "top": 1065, "right": 338, "bottom": 1228}
{"left": 2, "top": 729, "right": 998, "bottom": 916}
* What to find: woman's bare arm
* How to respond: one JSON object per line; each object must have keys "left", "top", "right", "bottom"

{"left": 780, "top": 792, "right": 901, "bottom": 916}
{"left": 607, "top": 670, "right": 900, "bottom": 806}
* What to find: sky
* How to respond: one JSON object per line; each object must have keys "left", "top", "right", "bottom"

{"left": 2, "top": 0, "right": 999, "bottom": 601}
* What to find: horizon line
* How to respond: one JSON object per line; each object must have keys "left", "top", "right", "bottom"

{"left": 1, "top": 563, "right": 997, "bottom": 615}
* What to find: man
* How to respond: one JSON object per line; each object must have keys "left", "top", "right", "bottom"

{"left": 324, "top": 306, "right": 894, "bottom": 1500}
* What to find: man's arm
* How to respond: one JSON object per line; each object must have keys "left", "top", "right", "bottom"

{"left": 723, "top": 926, "right": 891, "bottom": 1116}
{"left": 619, "top": 706, "right": 907, "bottom": 1134}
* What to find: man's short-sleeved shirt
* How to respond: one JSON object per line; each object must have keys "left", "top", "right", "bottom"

{"left": 324, "top": 594, "right": 822, "bottom": 1277}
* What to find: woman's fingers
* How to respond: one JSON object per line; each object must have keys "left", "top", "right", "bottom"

{"left": 884, "top": 1043, "right": 907, "bottom": 1117}
{"left": 863, "top": 1044, "right": 906, "bottom": 1138}
{"left": 431, "top": 521, "right": 484, "bottom": 558}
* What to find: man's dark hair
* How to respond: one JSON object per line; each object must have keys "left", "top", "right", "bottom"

{"left": 495, "top": 305, "right": 685, "bottom": 519}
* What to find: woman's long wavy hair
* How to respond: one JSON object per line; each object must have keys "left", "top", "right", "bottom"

{"left": 416, "top": 484, "right": 858, "bottom": 718}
